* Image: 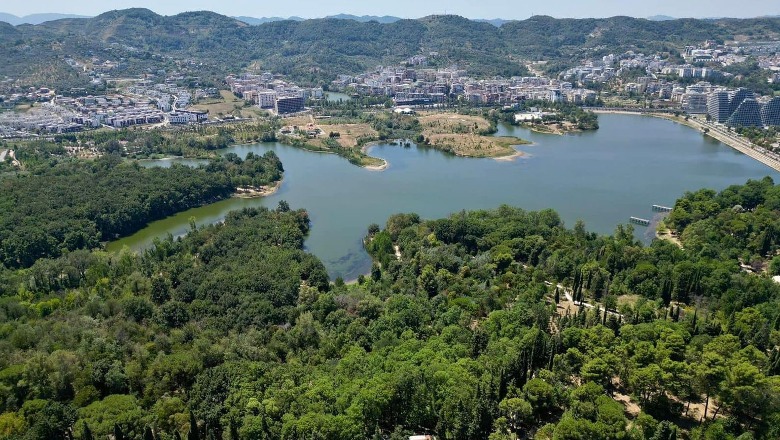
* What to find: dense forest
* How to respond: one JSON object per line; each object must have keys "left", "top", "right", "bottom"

{"left": 0, "top": 151, "right": 283, "bottom": 268}
{"left": 47, "top": 122, "right": 280, "bottom": 159}
{"left": 1, "top": 9, "right": 779, "bottom": 87}
{"left": 1, "top": 177, "right": 780, "bottom": 438}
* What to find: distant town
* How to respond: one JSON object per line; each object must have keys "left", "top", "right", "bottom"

{"left": 1, "top": 38, "right": 779, "bottom": 153}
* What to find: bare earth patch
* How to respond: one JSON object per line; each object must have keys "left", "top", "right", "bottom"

{"left": 613, "top": 391, "right": 641, "bottom": 418}
{"left": 317, "top": 123, "right": 379, "bottom": 149}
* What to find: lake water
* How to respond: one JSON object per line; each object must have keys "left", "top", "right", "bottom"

{"left": 112, "top": 114, "right": 780, "bottom": 280}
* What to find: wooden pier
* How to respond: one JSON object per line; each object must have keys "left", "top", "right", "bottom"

{"left": 652, "top": 205, "right": 673, "bottom": 212}
{"left": 629, "top": 217, "right": 651, "bottom": 226}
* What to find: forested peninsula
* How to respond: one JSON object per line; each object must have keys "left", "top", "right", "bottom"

{"left": 1, "top": 177, "right": 780, "bottom": 439}
{"left": 0, "top": 151, "right": 283, "bottom": 268}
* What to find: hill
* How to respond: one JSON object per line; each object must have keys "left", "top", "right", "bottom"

{"left": 1, "top": 179, "right": 780, "bottom": 438}
{"left": 1, "top": 9, "right": 779, "bottom": 88}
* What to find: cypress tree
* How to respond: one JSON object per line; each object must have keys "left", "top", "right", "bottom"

{"left": 188, "top": 412, "right": 200, "bottom": 440}
{"left": 82, "top": 423, "right": 94, "bottom": 440}
{"left": 229, "top": 419, "right": 239, "bottom": 440}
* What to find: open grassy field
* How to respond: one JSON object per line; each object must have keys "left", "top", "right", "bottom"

{"left": 277, "top": 110, "right": 529, "bottom": 167}
{"left": 418, "top": 112, "right": 529, "bottom": 157}
{"left": 281, "top": 116, "right": 379, "bottom": 149}
{"left": 279, "top": 116, "right": 385, "bottom": 168}
{"left": 315, "top": 123, "right": 378, "bottom": 149}
{"left": 190, "top": 90, "right": 268, "bottom": 119}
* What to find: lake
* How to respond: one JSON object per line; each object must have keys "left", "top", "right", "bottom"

{"left": 111, "top": 114, "right": 780, "bottom": 280}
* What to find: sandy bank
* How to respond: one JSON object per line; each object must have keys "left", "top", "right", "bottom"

{"left": 233, "top": 180, "right": 282, "bottom": 198}
{"left": 360, "top": 144, "right": 390, "bottom": 171}
{"left": 493, "top": 149, "right": 526, "bottom": 162}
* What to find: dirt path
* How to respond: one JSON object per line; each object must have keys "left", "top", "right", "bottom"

{"left": 613, "top": 391, "right": 641, "bottom": 418}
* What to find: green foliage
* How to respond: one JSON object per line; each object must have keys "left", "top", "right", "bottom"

{"left": 0, "top": 152, "right": 282, "bottom": 268}
{"left": 2, "top": 179, "right": 780, "bottom": 438}
{"left": 5, "top": 10, "right": 778, "bottom": 88}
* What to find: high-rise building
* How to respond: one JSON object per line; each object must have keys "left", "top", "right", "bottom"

{"left": 707, "top": 90, "right": 731, "bottom": 123}
{"left": 683, "top": 92, "right": 708, "bottom": 113}
{"left": 761, "top": 97, "right": 780, "bottom": 127}
{"left": 275, "top": 95, "right": 305, "bottom": 114}
{"left": 728, "top": 88, "right": 755, "bottom": 115}
{"left": 726, "top": 98, "right": 763, "bottom": 127}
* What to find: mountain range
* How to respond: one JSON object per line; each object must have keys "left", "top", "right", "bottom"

{"left": 232, "top": 14, "right": 518, "bottom": 27}
{"left": 0, "top": 8, "right": 778, "bottom": 89}
{"left": 0, "top": 12, "right": 89, "bottom": 25}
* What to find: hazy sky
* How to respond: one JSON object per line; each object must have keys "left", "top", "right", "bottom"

{"left": 3, "top": 0, "right": 777, "bottom": 19}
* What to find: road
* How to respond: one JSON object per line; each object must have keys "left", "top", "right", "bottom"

{"left": 591, "top": 109, "right": 780, "bottom": 173}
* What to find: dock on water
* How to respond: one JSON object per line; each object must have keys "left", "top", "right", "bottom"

{"left": 652, "top": 205, "right": 673, "bottom": 212}
{"left": 629, "top": 217, "right": 651, "bottom": 226}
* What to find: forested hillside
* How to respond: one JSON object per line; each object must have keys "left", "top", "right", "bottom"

{"left": 2, "top": 9, "right": 779, "bottom": 87}
{"left": 1, "top": 178, "right": 780, "bottom": 439}
{"left": 0, "top": 151, "right": 282, "bottom": 268}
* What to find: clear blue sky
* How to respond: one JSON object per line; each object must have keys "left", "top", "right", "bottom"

{"left": 3, "top": 0, "right": 777, "bottom": 19}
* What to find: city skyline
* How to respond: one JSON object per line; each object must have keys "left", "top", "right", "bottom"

{"left": 1, "top": 0, "right": 778, "bottom": 20}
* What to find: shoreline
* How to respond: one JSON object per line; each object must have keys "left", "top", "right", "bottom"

{"left": 493, "top": 148, "right": 526, "bottom": 162}
{"left": 592, "top": 110, "right": 780, "bottom": 174}
{"left": 520, "top": 123, "right": 581, "bottom": 136}
{"left": 360, "top": 144, "right": 390, "bottom": 171}
{"left": 232, "top": 179, "right": 283, "bottom": 198}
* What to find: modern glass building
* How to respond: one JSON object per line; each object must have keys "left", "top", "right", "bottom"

{"left": 761, "top": 97, "right": 780, "bottom": 127}
{"left": 726, "top": 98, "right": 763, "bottom": 127}
{"left": 728, "top": 88, "right": 755, "bottom": 115}
{"left": 707, "top": 90, "right": 731, "bottom": 123}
